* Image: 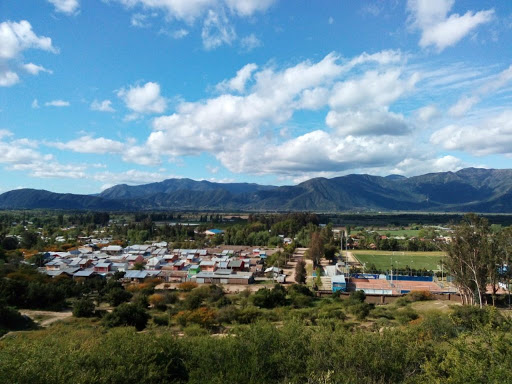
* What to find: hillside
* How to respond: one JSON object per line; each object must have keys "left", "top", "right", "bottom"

{"left": 1, "top": 168, "right": 512, "bottom": 212}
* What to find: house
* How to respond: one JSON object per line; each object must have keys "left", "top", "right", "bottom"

{"left": 73, "top": 270, "right": 96, "bottom": 279}
{"left": 199, "top": 260, "right": 216, "bottom": 272}
{"left": 191, "top": 270, "right": 254, "bottom": 285}
{"left": 171, "top": 260, "right": 186, "bottom": 270}
{"left": 146, "top": 257, "right": 164, "bottom": 270}
{"left": 227, "top": 259, "right": 245, "bottom": 271}
{"left": 126, "top": 254, "right": 144, "bottom": 266}
{"left": 188, "top": 265, "right": 201, "bottom": 276}
{"left": 102, "top": 245, "right": 123, "bottom": 255}
{"left": 94, "top": 262, "right": 111, "bottom": 273}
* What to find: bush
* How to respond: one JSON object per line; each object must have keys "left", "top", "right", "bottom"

{"left": 450, "top": 305, "right": 506, "bottom": 332}
{"left": 183, "top": 324, "right": 209, "bottom": 336}
{"left": 175, "top": 307, "right": 217, "bottom": 329}
{"left": 406, "top": 290, "right": 433, "bottom": 302}
{"left": 72, "top": 298, "right": 95, "bottom": 318}
{"left": 394, "top": 307, "right": 419, "bottom": 325}
{"left": 177, "top": 282, "right": 198, "bottom": 292}
{"left": 103, "top": 303, "right": 150, "bottom": 331}
{"left": 252, "top": 285, "right": 287, "bottom": 309}
{"left": 347, "top": 303, "right": 371, "bottom": 320}
{"left": 148, "top": 293, "right": 166, "bottom": 310}
{"left": 153, "top": 313, "right": 169, "bottom": 326}
{"left": 105, "top": 288, "right": 132, "bottom": 307}
{"left": 216, "top": 305, "right": 240, "bottom": 324}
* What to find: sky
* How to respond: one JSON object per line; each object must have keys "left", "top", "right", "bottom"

{"left": 0, "top": 0, "right": 512, "bottom": 194}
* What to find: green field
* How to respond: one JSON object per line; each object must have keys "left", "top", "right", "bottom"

{"left": 371, "top": 229, "right": 421, "bottom": 237}
{"left": 351, "top": 250, "right": 445, "bottom": 271}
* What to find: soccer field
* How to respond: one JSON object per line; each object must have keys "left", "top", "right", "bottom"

{"left": 351, "top": 250, "right": 445, "bottom": 271}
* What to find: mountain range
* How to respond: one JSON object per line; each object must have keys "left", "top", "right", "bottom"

{"left": 1, "top": 168, "right": 512, "bottom": 212}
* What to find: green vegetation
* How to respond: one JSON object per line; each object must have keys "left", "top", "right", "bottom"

{"left": 353, "top": 251, "right": 445, "bottom": 272}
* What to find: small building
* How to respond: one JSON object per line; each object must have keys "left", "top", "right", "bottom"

{"left": 204, "top": 229, "right": 224, "bottom": 236}
{"left": 331, "top": 275, "right": 347, "bottom": 292}
{"left": 94, "top": 262, "right": 111, "bottom": 273}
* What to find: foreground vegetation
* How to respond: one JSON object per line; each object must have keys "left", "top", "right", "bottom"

{"left": 1, "top": 302, "right": 512, "bottom": 383}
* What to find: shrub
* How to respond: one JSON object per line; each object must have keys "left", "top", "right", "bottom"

{"left": 72, "top": 298, "right": 95, "bottom": 318}
{"left": 148, "top": 293, "right": 166, "bottom": 310}
{"left": 252, "top": 285, "right": 287, "bottom": 309}
{"left": 178, "top": 282, "right": 198, "bottom": 291}
{"left": 106, "top": 288, "right": 132, "bottom": 307}
{"left": 406, "top": 290, "right": 433, "bottom": 302}
{"left": 175, "top": 307, "right": 217, "bottom": 329}
{"left": 153, "top": 313, "right": 169, "bottom": 326}
{"left": 183, "top": 324, "right": 208, "bottom": 336}
{"left": 103, "top": 303, "right": 150, "bottom": 331}
{"left": 394, "top": 307, "right": 419, "bottom": 325}
{"left": 347, "top": 302, "right": 371, "bottom": 320}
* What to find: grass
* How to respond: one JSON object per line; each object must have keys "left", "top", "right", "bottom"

{"left": 352, "top": 250, "right": 445, "bottom": 271}
{"left": 372, "top": 229, "right": 421, "bottom": 237}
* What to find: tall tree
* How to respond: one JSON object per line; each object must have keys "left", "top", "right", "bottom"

{"left": 295, "top": 259, "right": 307, "bottom": 284}
{"left": 308, "top": 231, "right": 324, "bottom": 268}
{"left": 444, "top": 214, "right": 492, "bottom": 307}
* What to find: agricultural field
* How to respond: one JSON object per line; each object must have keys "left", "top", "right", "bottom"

{"left": 352, "top": 250, "right": 445, "bottom": 271}
{"left": 371, "top": 229, "right": 421, "bottom": 237}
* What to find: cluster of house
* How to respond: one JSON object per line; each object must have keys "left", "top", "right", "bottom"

{"left": 38, "top": 242, "right": 273, "bottom": 285}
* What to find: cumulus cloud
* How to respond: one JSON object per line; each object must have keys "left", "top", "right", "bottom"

{"left": 91, "top": 99, "right": 115, "bottom": 112}
{"left": 93, "top": 169, "right": 175, "bottom": 190}
{"left": 47, "top": 0, "right": 80, "bottom": 15}
{"left": 0, "top": 132, "right": 86, "bottom": 179}
{"left": 431, "top": 109, "right": 512, "bottom": 156}
{"left": 415, "top": 105, "right": 439, "bottom": 123}
{"left": 0, "top": 20, "right": 57, "bottom": 59}
{"left": 51, "top": 136, "right": 125, "bottom": 154}
{"left": 0, "top": 20, "right": 57, "bottom": 87}
{"left": 326, "top": 109, "right": 409, "bottom": 137}
{"left": 45, "top": 100, "right": 70, "bottom": 107}
{"left": 407, "top": 0, "right": 494, "bottom": 51}
{"left": 216, "top": 63, "right": 257, "bottom": 93}
{"left": 0, "top": 70, "right": 19, "bottom": 87}
{"left": 117, "top": 81, "right": 166, "bottom": 114}
{"left": 389, "top": 155, "right": 465, "bottom": 177}
{"left": 23, "top": 62, "right": 52, "bottom": 75}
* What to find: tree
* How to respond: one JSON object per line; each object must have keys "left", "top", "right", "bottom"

{"left": 295, "top": 259, "right": 307, "bottom": 284}
{"left": 308, "top": 232, "right": 324, "bottom": 268}
{"left": 103, "top": 303, "right": 149, "bottom": 331}
{"left": 106, "top": 288, "right": 132, "bottom": 307}
{"left": 72, "top": 297, "right": 95, "bottom": 317}
{"left": 444, "top": 214, "right": 493, "bottom": 307}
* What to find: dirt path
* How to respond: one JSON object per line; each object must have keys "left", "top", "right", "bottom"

{"left": 19, "top": 310, "right": 73, "bottom": 326}
{"left": 345, "top": 251, "right": 362, "bottom": 267}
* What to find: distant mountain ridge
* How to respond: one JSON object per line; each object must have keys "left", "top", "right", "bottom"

{"left": 1, "top": 168, "right": 512, "bottom": 212}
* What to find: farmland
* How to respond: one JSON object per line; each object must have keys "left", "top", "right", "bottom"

{"left": 351, "top": 250, "right": 446, "bottom": 271}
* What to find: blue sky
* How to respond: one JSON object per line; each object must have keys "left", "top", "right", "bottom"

{"left": 0, "top": 0, "right": 511, "bottom": 193}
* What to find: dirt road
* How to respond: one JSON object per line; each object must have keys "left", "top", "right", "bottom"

{"left": 19, "top": 310, "right": 72, "bottom": 326}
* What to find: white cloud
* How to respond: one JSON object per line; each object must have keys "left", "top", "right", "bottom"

{"left": 91, "top": 99, "right": 115, "bottom": 112}
{"left": 171, "top": 28, "right": 189, "bottom": 39}
{"left": 326, "top": 109, "right": 409, "bottom": 137}
{"left": 31, "top": 99, "right": 40, "bottom": 109}
{"left": 216, "top": 63, "right": 257, "bottom": 93}
{"left": 389, "top": 155, "right": 465, "bottom": 177}
{"left": 201, "top": 10, "right": 236, "bottom": 49}
{"left": 131, "top": 13, "right": 150, "bottom": 27}
{"left": 45, "top": 100, "right": 70, "bottom": 107}
{"left": 47, "top": 0, "right": 80, "bottom": 15}
{"left": 0, "top": 20, "right": 57, "bottom": 59}
{"left": 0, "top": 70, "right": 19, "bottom": 87}
{"left": 240, "top": 34, "right": 262, "bottom": 51}
{"left": 328, "top": 16, "right": 334, "bottom": 24}
{"left": 23, "top": 62, "right": 52, "bottom": 75}
{"left": 94, "top": 169, "right": 175, "bottom": 190}
{"left": 117, "top": 81, "right": 167, "bottom": 114}
{"left": 431, "top": 109, "right": 512, "bottom": 156}
{"left": 415, "top": 105, "right": 439, "bottom": 122}
{"left": 449, "top": 64, "right": 512, "bottom": 116}
{"left": 224, "top": 0, "right": 276, "bottom": 17}
{"left": 407, "top": 0, "right": 494, "bottom": 51}
{"left": 52, "top": 136, "right": 125, "bottom": 154}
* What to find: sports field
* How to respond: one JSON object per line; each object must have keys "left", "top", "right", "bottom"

{"left": 351, "top": 250, "right": 445, "bottom": 271}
